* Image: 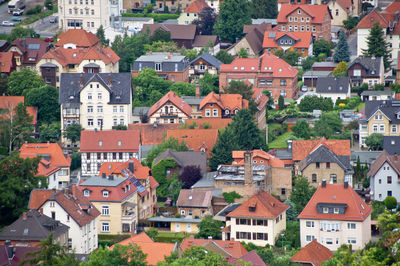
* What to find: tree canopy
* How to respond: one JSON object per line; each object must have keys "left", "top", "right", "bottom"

{"left": 196, "top": 215, "right": 224, "bottom": 239}
{"left": 215, "top": 50, "right": 235, "bottom": 64}
{"left": 250, "top": 0, "right": 278, "bottom": 19}
{"left": 313, "top": 39, "right": 334, "bottom": 57}
{"left": 362, "top": 22, "right": 391, "bottom": 69}
{"left": 298, "top": 95, "right": 333, "bottom": 112}
{"left": 64, "top": 123, "right": 83, "bottom": 144}
{"left": 332, "top": 61, "right": 348, "bottom": 77}
{"left": 333, "top": 30, "right": 350, "bottom": 63}
{"left": 290, "top": 177, "right": 316, "bottom": 214}
{"left": 365, "top": 133, "right": 383, "bottom": 151}
{"left": 96, "top": 25, "right": 110, "bottom": 46}
{"left": 179, "top": 165, "right": 203, "bottom": 189}
{"left": 145, "top": 137, "right": 188, "bottom": 167}
{"left": 7, "top": 69, "right": 46, "bottom": 96}
{"left": 7, "top": 26, "right": 40, "bottom": 43}
{"left": 82, "top": 244, "right": 147, "bottom": 266}
{"left": 314, "top": 112, "right": 343, "bottom": 139}
{"left": 25, "top": 85, "right": 60, "bottom": 124}
{"left": 198, "top": 72, "right": 219, "bottom": 96}
{"left": 193, "top": 7, "right": 216, "bottom": 35}
{"left": 292, "top": 119, "right": 311, "bottom": 139}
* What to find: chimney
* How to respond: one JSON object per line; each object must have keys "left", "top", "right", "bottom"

{"left": 244, "top": 151, "right": 253, "bottom": 185}
{"left": 344, "top": 181, "right": 348, "bottom": 189}
{"left": 79, "top": 74, "right": 83, "bottom": 86}
{"left": 39, "top": 208, "right": 43, "bottom": 214}
{"left": 107, "top": 74, "right": 112, "bottom": 86}
{"left": 195, "top": 84, "right": 200, "bottom": 98}
{"left": 22, "top": 212, "right": 27, "bottom": 220}
{"left": 322, "top": 179, "right": 326, "bottom": 188}
{"left": 129, "top": 160, "right": 134, "bottom": 172}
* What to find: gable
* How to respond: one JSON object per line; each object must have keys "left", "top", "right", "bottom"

{"left": 276, "top": 35, "right": 295, "bottom": 45}
{"left": 367, "top": 109, "right": 391, "bottom": 122}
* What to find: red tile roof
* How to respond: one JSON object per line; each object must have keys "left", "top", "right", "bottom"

{"left": 55, "top": 29, "right": 99, "bottom": 48}
{"left": 167, "top": 129, "right": 218, "bottom": 158}
{"left": 184, "top": 118, "right": 232, "bottom": 129}
{"left": 180, "top": 236, "right": 248, "bottom": 259}
{"left": 128, "top": 123, "right": 180, "bottom": 146}
{"left": 111, "top": 232, "right": 175, "bottom": 265}
{"left": 28, "top": 189, "right": 57, "bottom": 210}
{"left": 9, "top": 38, "right": 50, "bottom": 64}
{"left": 292, "top": 138, "right": 351, "bottom": 161}
{"left": 357, "top": 9, "right": 389, "bottom": 29}
{"left": 227, "top": 190, "right": 289, "bottom": 218}
{"left": 262, "top": 31, "right": 312, "bottom": 49}
{"left": 227, "top": 250, "right": 266, "bottom": 266}
{"left": 252, "top": 87, "right": 268, "bottom": 111}
{"left": 232, "top": 150, "right": 285, "bottom": 167}
{"left": 80, "top": 130, "right": 140, "bottom": 152}
{"left": 277, "top": 4, "right": 330, "bottom": 24}
{"left": 291, "top": 239, "right": 334, "bottom": 266}
{"left": 0, "top": 52, "right": 13, "bottom": 73}
{"left": 298, "top": 184, "right": 372, "bottom": 221}
{"left": 0, "top": 96, "right": 37, "bottom": 125}
{"left": 367, "top": 150, "right": 400, "bottom": 177}
{"left": 184, "top": 0, "right": 210, "bottom": 13}
{"left": 148, "top": 91, "right": 192, "bottom": 117}
{"left": 220, "top": 53, "right": 298, "bottom": 78}
{"left": 177, "top": 189, "right": 212, "bottom": 208}
{"left": 199, "top": 92, "right": 249, "bottom": 111}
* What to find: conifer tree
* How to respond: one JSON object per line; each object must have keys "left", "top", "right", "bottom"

{"left": 333, "top": 30, "right": 350, "bottom": 62}
{"left": 362, "top": 22, "right": 391, "bottom": 69}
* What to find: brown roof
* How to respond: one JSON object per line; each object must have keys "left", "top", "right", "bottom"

{"left": 368, "top": 150, "right": 400, "bottom": 177}
{"left": 192, "top": 35, "right": 218, "bottom": 47}
{"left": 291, "top": 239, "right": 334, "bottom": 266}
{"left": 9, "top": 38, "right": 50, "bottom": 65}
{"left": 243, "top": 22, "right": 272, "bottom": 35}
{"left": 142, "top": 24, "right": 197, "bottom": 40}
{"left": 80, "top": 130, "right": 140, "bottom": 152}
{"left": 245, "top": 27, "right": 265, "bottom": 55}
{"left": 184, "top": 0, "right": 210, "bottom": 13}
{"left": 227, "top": 190, "right": 289, "bottom": 218}
{"left": 292, "top": 138, "right": 351, "bottom": 161}
{"left": 128, "top": 123, "right": 180, "bottom": 146}
{"left": 177, "top": 189, "right": 212, "bottom": 208}
{"left": 298, "top": 184, "right": 372, "bottom": 221}
{"left": 184, "top": 117, "right": 232, "bottom": 129}
{"left": 200, "top": 92, "right": 249, "bottom": 112}
{"left": 227, "top": 250, "right": 266, "bottom": 266}
{"left": 0, "top": 52, "right": 13, "bottom": 73}
{"left": 28, "top": 189, "right": 57, "bottom": 210}
{"left": 55, "top": 29, "right": 99, "bottom": 48}
{"left": 148, "top": 91, "right": 192, "bottom": 117}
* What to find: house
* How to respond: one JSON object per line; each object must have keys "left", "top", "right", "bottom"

{"left": 277, "top": 4, "right": 332, "bottom": 41}
{"left": 358, "top": 100, "right": 400, "bottom": 148}
{"left": 98, "top": 158, "right": 159, "bottom": 219}
{"left": 0, "top": 96, "right": 37, "bottom": 127}
{"left": 221, "top": 190, "right": 289, "bottom": 246}
{"left": 298, "top": 182, "right": 372, "bottom": 251}
{"left": 80, "top": 130, "right": 141, "bottom": 176}
{"left": 59, "top": 73, "right": 132, "bottom": 136}
{"left": 147, "top": 91, "right": 192, "bottom": 124}
{"left": 141, "top": 24, "right": 197, "bottom": 49}
{"left": 166, "top": 128, "right": 218, "bottom": 158}
{"left": 219, "top": 53, "right": 299, "bottom": 103}
{"left": 120, "top": 17, "right": 154, "bottom": 33}
{"left": 182, "top": 91, "right": 204, "bottom": 119}
{"left": 177, "top": 190, "right": 213, "bottom": 217}
{"left": 28, "top": 186, "right": 100, "bottom": 254}
{"left": 361, "top": 90, "right": 393, "bottom": 101}
{"left": 253, "top": 87, "right": 269, "bottom": 129}
{"left": 383, "top": 136, "right": 400, "bottom": 155}
{"left": 7, "top": 38, "right": 50, "bottom": 71}
{"left": 153, "top": 148, "right": 208, "bottom": 176}
{"left": 0, "top": 210, "right": 69, "bottom": 247}
{"left": 199, "top": 92, "right": 249, "bottom": 118}
{"left": 148, "top": 216, "right": 202, "bottom": 233}
{"left": 227, "top": 250, "right": 266, "bottom": 266}
{"left": 232, "top": 149, "right": 285, "bottom": 167}
{"left": 0, "top": 244, "right": 39, "bottom": 266}
{"left": 298, "top": 144, "right": 353, "bottom": 187}
{"left": 312, "top": 62, "right": 338, "bottom": 72}
{"left": 290, "top": 239, "right": 334, "bottom": 266}
{"left": 262, "top": 31, "right": 313, "bottom": 57}
{"left": 37, "top": 30, "right": 119, "bottom": 88}
{"left": 368, "top": 150, "right": 400, "bottom": 201}
{"left": 321, "top": 0, "right": 359, "bottom": 27}
{"left": 315, "top": 77, "right": 351, "bottom": 105}
{"left": 19, "top": 143, "right": 72, "bottom": 190}
{"left": 0, "top": 52, "right": 15, "bottom": 75}
{"left": 110, "top": 232, "right": 176, "bottom": 265}
{"left": 180, "top": 235, "right": 248, "bottom": 259}
{"left": 347, "top": 57, "right": 384, "bottom": 88}
{"left": 189, "top": 52, "right": 222, "bottom": 80}
{"left": 178, "top": 0, "right": 210, "bottom": 25}
{"left": 192, "top": 35, "right": 220, "bottom": 55}
{"left": 302, "top": 70, "right": 332, "bottom": 88}
{"left": 357, "top": 2, "right": 400, "bottom": 65}
{"left": 132, "top": 52, "right": 190, "bottom": 83}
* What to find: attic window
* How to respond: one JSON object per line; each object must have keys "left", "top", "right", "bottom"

{"left": 103, "top": 191, "right": 109, "bottom": 197}
{"left": 23, "top": 228, "right": 29, "bottom": 235}
{"left": 339, "top": 86, "right": 343, "bottom": 90}
{"left": 234, "top": 67, "right": 238, "bottom": 70}
{"left": 371, "top": 70, "right": 375, "bottom": 74}
{"left": 328, "top": 86, "right": 331, "bottom": 90}
{"left": 73, "top": 53, "right": 76, "bottom": 58}
{"left": 240, "top": 67, "right": 244, "bottom": 70}
{"left": 189, "top": 196, "right": 193, "bottom": 200}
{"left": 251, "top": 67, "right": 255, "bottom": 70}
{"left": 278, "top": 68, "right": 282, "bottom": 72}
{"left": 264, "top": 67, "right": 267, "bottom": 70}
{"left": 392, "top": 140, "right": 396, "bottom": 145}
{"left": 84, "top": 190, "right": 90, "bottom": 197}
{"left": 118, "top": 140, "right": 122, "bottom": 146}
{"left": 98, "top": 141, "right": 103, "bottom": 147}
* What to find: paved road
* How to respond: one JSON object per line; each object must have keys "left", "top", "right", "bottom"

{"left": 0, "top": 2, "right": 15, "bottom": 34}
{"left": 348, "top": 30, "right": 358, "bottom": 61}
{"left": 26, "top": 15, "right": 58, "bottom": 37}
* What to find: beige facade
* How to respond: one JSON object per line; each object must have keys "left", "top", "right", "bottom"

{"left": 227, "top": 38, "right": 259, "bottom": 58}
{"left": 149, "top": 103, "right": 190, "bottom": 124}
{"left": 178, "top": 207, "right": 211, "bottom": 218}
{"left": 266, "top": 167, "right": 292, "bottom": 200}
{"left": 300, "top": 162, "right": 346, "bottom": 188}
{"left": 170, "top": 221, "right": 199, "bottom": 233}
{"left": 178, "top": 12, "right": 198, "bottom": 25}
{"left": 138, "top": 183, "right": 157, "bottom": 220}
{"left": 328, "top": 1, "right": 348, "bottom": 27}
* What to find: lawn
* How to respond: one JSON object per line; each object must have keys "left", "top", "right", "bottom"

{"left": 156, "top": 231, "right": 195, "bottom": 243}
{"left": 268, "top": 131, "right": 294, "bottom": 149}
{"left": 354, "top": 102, "right": 365, "bottom": 112}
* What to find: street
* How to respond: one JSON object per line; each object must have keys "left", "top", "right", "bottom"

{"left": 348, "top": 30, "right": 357, "bottom": 61}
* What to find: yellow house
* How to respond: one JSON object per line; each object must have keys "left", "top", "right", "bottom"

{"left": 148, "top": 217, "right": 201, "bottom": 234}
{"left": 177, "top": 0, "right": 210, "bottom": 25}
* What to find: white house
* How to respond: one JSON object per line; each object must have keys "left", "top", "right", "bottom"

{"left": 315, "top": 77, "right": 351, "bottom": 105}
{"left": 29, "top": 186, "right": 100, "bottom": 254}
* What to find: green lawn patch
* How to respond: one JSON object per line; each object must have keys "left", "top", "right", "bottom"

{"left": 268, "top": 123, "right": 281, "bottom": 132}
{"left": 269, "top": 131, "right": 294, "bottom": 149}
{"left": 121, "top": 13, "right": 179, "bottom": 23}
{"left": 354, "top": 102, "right": 365, "bottom": 112}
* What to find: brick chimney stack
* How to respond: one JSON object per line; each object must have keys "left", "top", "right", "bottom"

{"left": 244, "top": 151, "right": 253, "bottom": 185}
{"left": 195, "top": 84, "right": 200, "bottom": 98}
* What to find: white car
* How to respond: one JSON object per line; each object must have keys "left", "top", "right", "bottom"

{"left": 2, "top": 21, "right": 15, "bottom": 27}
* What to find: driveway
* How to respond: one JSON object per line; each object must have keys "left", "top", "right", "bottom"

{"left": 26, "top": 15, "right": 58, "bottom": 37}
{"left": 348, "top": 30, "right": 358, "bottom": 61}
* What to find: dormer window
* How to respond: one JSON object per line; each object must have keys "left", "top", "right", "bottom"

{"left": 103, "top": 191, "right": 109, "bottom": 197}
{"left": 334, "top": 208, "right": 339, "bottom": 214}
{"left": 118, "top": 140, "right": 122, "bottom": 146}
{"left": 84, "top": 190, "right": 90, "bottom": 197}
{"left": 298, "top": 9, "right": 301, "bottom": 14}
{"left": 323, "top": 207, "right": 329, "bottom": 213}
{"left": 371, "top": 70, "right": 375, "bottom": 74}
{"left": 249, "top": 206, "right": 256, "bottom": 212}
{"left": 98, "top": 141, "right": 103, "bottom": 147}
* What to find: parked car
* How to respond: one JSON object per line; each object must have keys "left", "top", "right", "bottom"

{"left": 301, "top": 85, "right": 308, "bottom": 92}
{"left": 2, "top": 21, "right": 15, "bottom": 27}
{"left": 164, "top": 199, "right": 172, "bottom": 206}
{"left": 12, "top": 17, "right": 22, "bottom": 22}
{"left": 12, "top": 9, "right": 23, "bottom": 16}
{"left": 44, "top": 37, "right": 54, "bottom": 42}
{"left": 49, "top": 16, "right": 57, "bottom": 23}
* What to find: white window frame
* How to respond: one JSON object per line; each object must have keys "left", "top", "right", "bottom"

{"left": 306, "top": 221, "right": 314, "bottom": 228}
{"left": 212, "top": 109, "right": 218, "bottom": 117}
{"left": 103, "top": 191, "right": 109, "bottom": 198}
{"left": 306, "top": 235, "right": 315, "bottom": 242}
{"left": 205, "top": 109, "right": 211, "bottom": 117}
{"left": 102, "top": 205, "right": 110, "bottom": 216}
{"left": 84, "top": 190, "right": 90, "bottom": 197}
{"left": 101, "top": 222, "right": 110, "bottom": 233}
{"left": 347, "top": 223, "right": 356, "bottom": 230}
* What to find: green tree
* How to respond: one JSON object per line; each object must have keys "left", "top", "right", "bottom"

{"left": 44, "top": 0, "right": 53, "bottom": 10}
{"left": 39, "top": 122, "right": 60, "bottom": 143}
{"left": 7, "top": 69, "right": 45, "bottom": 96}
{"left": 161, "top": 246, "right": 230, "bottom": 266}
{"left": 332, "top": 61, "right": 348, "bottom": 77}
{"left": 213, "top": 0, "right": 251, "bottom": 43}
{"left": 343, "top": 16, "right": 358, "bottom": 31}
{"left": 362, "top": 22, "right": 391, "bottom": 69}
{"left": 115, "top": 124, "right": 128, "bottom": 130}
{"left": 198, "top": 72, "right": 219, "bottom": 96}
{"left": 196, "top": 215, "right": 224, "bottom": 239}
{"left": 150, "top": 28, "right": 171, "bottom": 43}
{"left": 7, "top": 103, "right": 34, "bottom": 153}
{"left": 169, "top": 82, "right": 196, "bottom": 96}
{"left": 377, "top": 210, "right": 399, "bottom": 234}
{"left": 145, "top": 41, "right": 181, "bottom": 53}
{"left": 238, "top": 48, "right": 248, "bottom": 58}
{"left": 183, "top": 49, "right": 199, "bottom": 61}
{"left": 223, "top": 191, "right": 242, "bottom": 203}
{"left": 314, "top": 112, "right": 343, "bottom": 138}
{"left": 215, "top": 50, "right": 235, "bottom": 64}
{"left": 0, "top": 75, "right": 7, "bottom": 96}
{"left": 96, "top": 25, "right": 110, "bottom": 46}
{"left": 282, "top": 50, "right": 301, "bottom": 66}
{"left": 209, "top": 126, "right": 236, "bottom": 170}
{"left": 64, "top": 123, "right": 83, "bottom": 144}
{"left": 7, "top": 27, "right": 40, "bottom": 43}
{"left": 0, "top": 153, "right": 46, "bottom": 226}
{"left": 82, "top": 244, "right": 147, "bottom": 266}
{"left": 301, "top": 56, "right": 317, "bottom": 71}
{"left": 193, "top": 7, "right": 216, "bottom": 35}
{"left": 70, "top": 152, "right": 81, "bottom": 171}
{"left": 145, "top": 136, "right": 188, "bottom": 167}
{"left": 313, "top": 39, "right": 334, "bottom": 57}
{"left": 292, "top": 119, "right": 311, "bottom": 139}
{"left": 224, "top": 80, "right": 253, "bottom": 100}
{"left": 146, "top": 228, "right": 159, "bottom": 241}
{"left": 284, "top": 198, "right": 298, "bottom": 222}
{"left": 365, "top": 133, "right": 383, "bottom": 151}
{"left": 250, "top": 0, "right": 277, "bottom": 19}
{"left": 298, "top": 95, "right": 333, "bottom": 112}
{"left": 384, "top": 196, "right": 397, "bottom": 210}
{"left": 25, "top": 85, "right": 60, "bottom": 123}
{"left": 278, "top": 95, "right": 284, "bottom": 110}
{"left": 333, "top": 30, "right": 350, "bottom": 63}
{"left": 167, "top": 178, "right": 183, "bottom": 203}
{"left": 290, "top": 177, "right": 316, "bottom": 214}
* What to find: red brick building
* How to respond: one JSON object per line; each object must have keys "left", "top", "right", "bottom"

{"left": 219, "top": 53, "right": 299, "bottom": 102}
{"left": 277, "top": 4, "right": 332, "bottom": 41}
{"left": 199, "top": 92, "right": 248, "bottom": 118}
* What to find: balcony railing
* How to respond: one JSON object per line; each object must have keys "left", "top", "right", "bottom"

{"left": 159, "top": 112, "right": 179, "bottom": 118}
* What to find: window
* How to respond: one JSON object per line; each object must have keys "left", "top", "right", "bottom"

{"left": 119, "top": 152, "right": 123, "bottom": 159}
{"left": 102, "top": 206, "right": 109, "bottom": 216}
{"left": 74, "top": 9, "right": 78, "bottom": 14}
{"left": 103, "top": 191, "right": 109, "bottom": 198}
{"left": 334, "top": 208, "right": 339, "bottom": 214}
{"left": 87, "top": 119, "right": 93, "bottom": 126}
{"left": 312, "top": 174, "right": 317, "bottom": 183}
{"left": 181, "top": 210, "right": 185, "bottom": 215}
{"left": 80, "top": 9, "right": 83, "bottom": 14}
{"left": 113, "top": 106, "right": 117, "bottom": 113}
{"left": 388, "top": 176, "right": 392, "bottom": 184}
{"left": 289, "top": 17, "right": 292, "bottom": 22}
{"left": 91, "top": 9, "right": 94, "bottom": 15}
{"left": 306, "top": 26, "right": 310, "bottom": 31}
{"left": 97, "top": 106, "right": 103, "bottom": 113}
{"left": 316, "top": 162, "right": 320, "bottom": 168}
{"left": 388, "top": 191, "right": 392, "bottom": 196}
{"left": 326, "top": 162, "right": 330, "bottom": 169}
{"left": 373, "top": 124, "right": 378, "bottom": 132}
{"left": 347, "top": 223, "right": 356, "bottom": 230}
{"left": 205, "top": 109, "right": 211, "bottom": 117}
{"left": 380, "top": 124, "right": 385, "bottom": 132}
{"left": 306, "top": 221, "right": 314, "bottom": 228}
{"left": 86, "top": 9, "right": 89, "bottom": 15}
{"left": 326, "top": 238, "right": 333, "bottom": 245}
{"left": 69, "top": 8, "right": 72, "bottom": 14}
{"left": 294, "top": 17, "right": 298, "bottom": 22}
{"left": 87, "top": 163, "right": 91, "bottom": 171}
{"left": 282, "top": 25, "right": 285, "bottom": 31}
{"left": 120, "top": 118, "right": 124, "bottom": 125}
{"left": 120, "top": 106, "right": 124, "bottom": 113}
{"left": 188, "top": 210, "right": 192, "bottom": 216}
{"left": 289, "top": 26, "right": 292, "bottom": 31}
{"left": 113, "top": 118, "right": 117, "bottom": 126}
{"left": 347, "top": 238, "right": 357, "bottom": 244}
{"left": 392, "top": 125, "right": 397, "bottom": 133}
{"left": 294, "top": 26, "right": 298, "bottom": 31}
{"left": 312, "top": 26, "right": 316, "bottom": 32}
{"left": 280, "top": 79, "right": 286, "bottom": 86}
{"left": 155, "top": 63, "right": 162, "bottom": 71}
{"left": 88, "top": 93, "right": 92, "bottom": 100}
{"left": 212, "top": 109, "right": 218, "bottom": 117}
{"left": 280, "top": 90, "right": 287, "bottom": 97}
{"left": 87, "top": 106, "right": 93, "bottom": 113}
{"left": 306, "top": 235, "right": 315, "bottom": 242}
{"left": 323, "top": 207, "right": 329, "bottom": 213}
{"left": 298, "top": 9, "right": 301, "bottom": 14}
{"left": 330, "top": 174, "right": 337, "bottom": 184}
{"left": 101, "top": 222, "right": 109, "bottom": 233}
{"left": 375, "top": 114, "right": 383, "bottom": 120}
{"left": 336, "top": 9, "right": 339, "bottom": 16}
{"left": 281, "top": 188, "right": 286, "bottom": 195}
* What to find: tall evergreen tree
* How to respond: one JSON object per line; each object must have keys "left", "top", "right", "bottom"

{"left": 362, "top": 22, "right": 391, "bottom": 69}
{"left": 250, "top": 0, "right": 278, "bottom": 19}
{"left": 333, "top": 30, "right": 350, "bottom": 62}
{"left": 209, "top": 127, "right": 237, "bottom": 170}
{"left": 213, "top": 0, "right": 251, "bottom": 43}
{"left": 96, "top": 25, "right": 109, "bottom": 46}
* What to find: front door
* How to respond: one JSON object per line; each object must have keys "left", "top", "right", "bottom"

{"left": 175, "top": 223, "right": 180, "bottom": 232}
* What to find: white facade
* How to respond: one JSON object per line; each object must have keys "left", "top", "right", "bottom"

{"left": 149, "top": 104, "right": 190, "bottom": 124}
{"left": 41, "top": 200, "right": 98, "bottom": 254}
{"left": 81, "top": 151, "right": 139, "bottom": 176}
{"left": 299, "top": 216, "right": 371, "bottom": 251}
{"left": 47, "top": 168, "right": 71, "bottom": 190}
{"left": 370, "top": 162, "right": 400, "bottom": 201}
{"left": 178, "top": 12, "right": 199, "bottom": 25}
{"left": 317, "top": 91, "right": 351, "bottom": 106}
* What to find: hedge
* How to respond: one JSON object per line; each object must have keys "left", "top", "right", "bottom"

{"left": 121, "top": 13, "right": 179, "bottom": 22}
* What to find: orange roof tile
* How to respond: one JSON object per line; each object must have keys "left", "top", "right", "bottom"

{"left": 232, "top": 150, "right": 285, "bottom": 167}
{"left": 80, "top": 130, "right": 140, "bottom": 152}
{"left": 10, "top": 38, "right": 50, "bottom": 65}
{"left": 227, "top": 190, "right": 289, "bottom": 218}
{"left": 291, "top": 239, "right": 334, "bottom": 266}
{"left": 292, "top": 138, "right": 351, "bottom": 161}
{"left": 148, "top": 91, "right": 192, "bottom": 117}
{"left": 184, "top": 0, "right": 210, "bottom": 13}
{"left": 277, "top": 4, "right": 331, "bottom": 24}
{"left": 55, "top": 29, "right": 99, "bottom": 47}
{"left": 167, "top": 129, "right": 218, "bottom": 158}
{"left": 184, "top": 117, "right": 232, "bottom": 129}
{"left": 28, "top": 189, "right": 57, "bottom": 210}
{"left": 0, "top": 52, "right": 13, "bottom": 73}
{"left": 262, "top": 31, "right": 312, "bottom": 49}
{"left": 199, "top": 92, "right": 249, "bottom": 111}
{"left": 298, "top": 184, "right": 372, "bottom": 221}
{"left": 0, "top": 96, "right": 37, "bottom": 125}
{"left": 357, "top": 9, "right": 389, "bottom": 29}
{"left": 110, "top": 232, "right": 175, "bottom": 265}
{"left": 128, "top": 123, "right": 180, "bottom": 146}
{"left": 26, "top": 106, "right": 37, "bottom": 125}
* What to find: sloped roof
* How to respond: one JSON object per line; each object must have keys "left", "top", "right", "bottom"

{"left": 357, "top": 9, "right": 390, "bottom": 29}
{"left": 153, "top": 148, "right": 207, "bottom": 173}
{"left": 365, "top": 100, "right": 400, "bottom": 124}
{"left": 383, "top": 136, "right": 400, "bottom": 155}
{"left": 245, "top": 27, "right": 265, "bottom": 55}
{"left": 232, "top": 150, "right": 285, "bottom": 167}
{"left": 0, "top": 52, "right": 13, "bottom": 73}
{"left": 9, "top": 38, "right": 49, "bottom": 64}
{"left": 184, "top": 117, "right": 232, "bottom": 129}
{"left": 189, "top": 52, "right": 222, "bottom": 69}
{"left": 128, "top": 123, "right": 180, "bottom": 146}
{"left": 277, "top": 4, "right": 331, "bottom": 24}
{"left": 199, "top": 92, "right": 249, "bottom": 111}
{"left": 298, "top": 184, "right": 372, "bottom": 221}
{"left": 192, "top": 35, "right": 219, "bottom": 47}
{"left": 227, "top": 190, "right": 289, "bottom": 218}
{"left": 148, "top": 91, "right": 192, "bottom": 117}
{"left": 291, "top": 239, "right": 333, "bottom": 266}
{"left": 80, "top": 130, "right": 140, "bottom": 152}
{"left": 55, "top": 29, "right": 99, "bottom": 47}
{"left": 298, "top": 145, "right": 352, "bottom": 172}
{"left": 367, "top": 150, "right": 400, "bottom": 177}
{"left": 0, "top": 245, "right": 39, "bottom": 266}
{"left": 292, "top": 138, "right": 351, "bottom": 161}
{"left": 142, "top": 24, "right": 197, "bottom": 40}
{"left": 227, "top": 250, "right": 266, "bottom": 266}
{"left": 28, "top": 189, "right": 57, "bottom": 210}
{"left": 184, "top": 0, "right": 210, "bottom": 13}
{"left": 176, "top": 189, "right": 212, "bottom": 208}
{"left": 316, "top": 77, "right": 350, "bottom": 94}
{"left": 262, "top": 31, "right": 312, "bottom": 49}
{"left": 348, "top": 57, "right": 382, "bottom": 78}
{"left": 243, "top": 22, "right": 272, "bottom": 34}
{"left": 20, "top": 142, "right": 71, "bottom": 168}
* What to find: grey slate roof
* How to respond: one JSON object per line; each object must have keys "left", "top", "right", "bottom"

{"left": 0, "top": 210, "right": 69, "bottom": 241}
{"left": 182, "top": 96, "right": 205, "bottom": 105}
{"left": 189, "top": 52, "right": 223, "bottom": 70}
{"left": 153, "top": 148, "right": 207, "bottom": 174}
{"left": 302, "top": 70, "right": 332, "bottom": 78}
{"left": 316, "top": 77, "right": 350, "bottom": 94}
{"left": 132, "top": 107, "right": 150, "bottom": 116}
{"left": 59, "top": 73, "right": 132, "bottom": 105}
{"left": 274, "top": 149, "right": 293, "bottom": 160}
{"left": 312, "top": 62, "right": 338, "bottom": 68}
{"left": 365, "top": 100, "right": 400, "bottom": 124}
{"left": 214, "top": 203, "right": 241, "bottom": 221}
{"left": 361, "top": 90, "right": 393, "bottom": 96}
{"left": 140, "top": 145, "right": 154, "bottom": 160}
{"left": 132, "top": 52, "right": 190, "bottom": 72}
{"left": 351, "top": 151, "right": 381, "bottom": 165}
{"left": 80, "top": 176, "right": 128, "bottom": 187}
{"left": 383, "top": 136, "right": 400, "bottom": 155}
{"left": 191, "top": 171, "right": 216, "bottom": 189}
{"left": 348, "top": 57, "right": 382, "bottom": 78}
{"left": 135, "top": 52, "right": 186, "bottom": 63}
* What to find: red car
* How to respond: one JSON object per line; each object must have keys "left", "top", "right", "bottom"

{"left": 44, "top": 37, "right": 54, "bottom": 42}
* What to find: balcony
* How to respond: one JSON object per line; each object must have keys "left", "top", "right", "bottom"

{"left": 159, "top": 111, "right": 179, "bottom": 118}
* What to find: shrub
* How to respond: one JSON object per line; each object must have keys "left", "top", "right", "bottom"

{"left": 384, "top": 196, "right": 397, "bottom": 210}
{"left": 26, "top": 5, "right": 42, "bottom": 15}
